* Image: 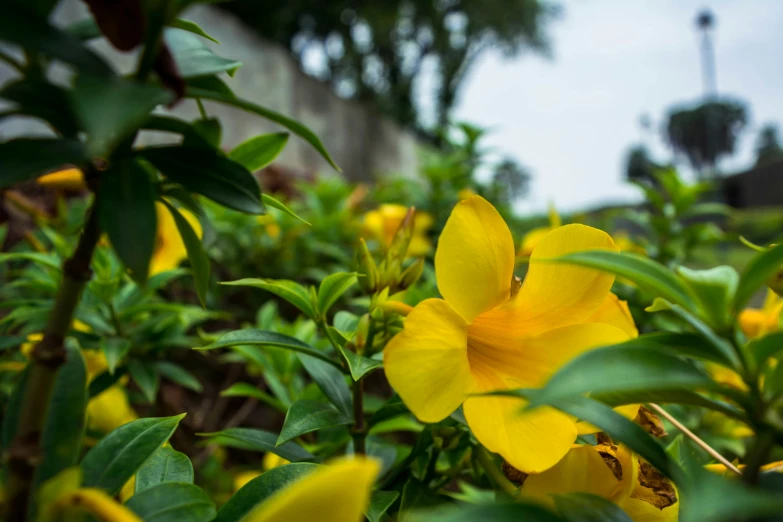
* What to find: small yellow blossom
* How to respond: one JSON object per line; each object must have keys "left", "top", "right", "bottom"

{"left": 739, "top": 289, "right": 782, "bottom": 340}
{"left": 518, "top": 203, "right": 561, "bottom": 257}
{"left": 519, "top": 443, "right": 678, "bottom": 521}
{"left": 384, "top": 196, "right": 633, "bottom": 473}
{"left": 263, "top": 452, "right": 290, "bottom": 470}
{"left": 244, "top": 457, "right": 380, "bottom": 522}
{"left": 457, "top": 188, "right": 477, "bottom": 201}
{"left": 257, "top": 214, "right": 281, "bottom": 240}
{"left": 235, "top": 470, "right": 262, "bottom": 492}
{"left": 361, "top": 204, "right": 433, "bottom": 257}
{"left": 36, "top": 168, "right": 87, "bottom": 191}
{"left": 149, "top": 202, "right": 203, "bottom": 276}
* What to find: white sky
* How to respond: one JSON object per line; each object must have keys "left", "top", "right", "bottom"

{"left": 451, "top": 0, "right": 783, "bottom": 213}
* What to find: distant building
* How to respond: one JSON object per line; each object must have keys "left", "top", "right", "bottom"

{"left": 722, "top": 159, "right": 783, "bottom": 209}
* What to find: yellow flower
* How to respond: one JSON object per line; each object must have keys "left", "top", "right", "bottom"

{"left": 244, "top": 458, "right": 379, "bottom": 522}
{"left": 235, "top": 470, "right": 262, "bottom": 492}
{"left": 383, "top": 196, "right": 633, "bottom": 473}
{"left": 263, "top": 452, "right": 290, "bottom": 470}
{"left": 519, "top": 443, "right": 678, "bottom": 522}
{"left": 518, "top": 203, "right": 561, "bottom": 257}
{"left": 257, "top": 214, "right": 281, "bottom": 240}
{"left": 149, "top": 202, "right": 203, "bottom": 276}
{"left": 705, "top": 460, "right": 783, "bottom": 476}
{"left": 87, "top": 385, "right": 138, "bottom": 434}
{"left": 36, "top": 168, "right": 87, "bottom": 191}
{"left": 361, "top": 204, "right": 433, "bottom": 257}
{"left": 739, "top": 289, "right": 782, "bottom": 340}
{"left": 458, "top": 188, "right": 477, "bottom": 201}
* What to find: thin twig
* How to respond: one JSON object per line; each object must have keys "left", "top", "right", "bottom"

{"left": 648, "top": 402, "right": 742, "bottom": 476}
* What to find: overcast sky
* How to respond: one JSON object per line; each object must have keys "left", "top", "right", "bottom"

{"left": 450, "top": 0, "right": 783, "bottom": 213}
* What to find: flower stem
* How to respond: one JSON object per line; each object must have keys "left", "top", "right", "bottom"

{"left": 742, "top": 430, "right": 776, "bottom": 485}
{"left": 475, "top": 446, "right": 518, "bottom": 497}
{"left": 6, "top": 200, "right": 101, "bottom": 519}
{"left": 352, "top": 377, "right": 366, "bottom": 455}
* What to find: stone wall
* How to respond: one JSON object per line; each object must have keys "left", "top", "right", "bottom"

{"left": 0, "top": 1, "right": 422, "bottom": 182}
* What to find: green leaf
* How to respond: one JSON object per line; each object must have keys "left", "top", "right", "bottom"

{"left": 0, "top": 78, "right": 79, "bottom": 137}
{"left": 676, "top": 266, "right": 738, "bottom": 329}
{"left": 262, "top": 194, "right": 310, "bottom": 225}
{"left": 198, "top": 427, "right": 316, "bottom": 462}
{"left": 33, "top": 344, "right": 87, "bottom": 489}
{"left": 680, "top": 468, "right": 783, "bottom": 522}
{"left": 88, "top": 368, "right": 127, "bottom": 399}
{"left": 410, "top": 503, "right": 564, "bottom": 522}
{"left": 71, "top": 75, "right": 172, "bottom": 157}
{"left": 186, "top": 87, "right": 341, "bottom": 172}
{"left": 554, "top": 493, "right": 632, "bottom": 522}
{"left": 65, "top": 18, "right": 101, "bottom": 41}
{"left": 342, "top": 345, "right": 384, "bottom": 380}
{"left": 229, "top": 132, "right": 289, "bottom": 172}
{"left": 126, "top": 482, "right": 215, "bottom": 522}
{"left": 0, "top": 138, "right": 84, "bottom": 189}
{"left": 80, "top": 414, "right": 185, "bottom": 495}
{"left": 219, "top": 382, "right": 284, "bottom": 410}
{"left": 98, "top": 160, "right": 157, "bottom": 281}
{"left": 0, "top": 252, "right": 61, "bottom": 271}
{"left": 317, "top": 272, "right": 358, "bottom": 316}
{"left": 165, "top": 28, "right": 241, "bottom": 78}
{"left": 143, "top": 115, "right": 214, "bottom": 149}
{"left": 276, "top": 400, "right": 352, "bottom": 445}
{"left": 197, "top": 329, "right": 342, "bottom": 370}
{"left": 128, "top": 359, "right": 160, "bottom": 403}
{"left": 0, "top": 3, "right": 112, "bottom": 76}
{"left": 366, "top": 490, "right": 400, "bottom": 522}
{"left": 735, "top": 242, "right": 783, "bottom": 311}
{"left": 549, "top": 250, "right": 697, "bottom": 310}
{"left": 646, "top": 298, "right": 741, "bottom": 369}
{"left": 214, "top": 463, "right": 320, "bottom": 522}
{"left": 185, "top": 75, "right": 234, "bottom": 97}
{"left": 162, "top": 201, "right": 210, "bottom": 307}
{"left": 749, "top": 331, "right": 783, "bottom": 368}
{"left": 153, "top": 361, "right": 202, "bottom": 392}
{"left": 400, "top": 479, "right": 442, "bottom": 517}
{"left": 101, "top": 337, "right": 131, "bottom": 374}
{"left": 540, "top": 395, "right": 679, "bottom": 482}
{"left": 369, "top": 395, "right": 409, "bottom": 427}
{"left": 139, "top": 146, "right": 264, "bottom": 214}
{"left": 221, "top": 279, "right": 314, "bottom": 318}
{"left": 530, "top": 341, "right": 724, "bottom": 407}
{"left": 135, "top": 446, "right": 194, "bottom": 493}
{"left": 161, "top": 185, "right": 205, "bottom": 217}
{"left": 297, "top": 353, "right": 352, "bottom": 416}
{"left": 184, "top": 118, "right": 222, "bottom": 149}
{"left": 168, "top": 18, "right": 220, "bottom": 43}
{"left": 589, "top": 389, "right": 745, "bottom": 422}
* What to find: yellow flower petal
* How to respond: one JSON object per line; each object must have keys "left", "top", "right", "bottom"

{"left": 587, "top": 293, "right": 638, "bottom": 339}
{"left": 619, "top": 497, "right": 679, "bottom": 522}
{"left": 435, "top": 196, "right": 515, "bottom": 322}
{"left": 520, "top": 445, "right": 620, "bottom": 506}
{"left": 235, "top": 470, "right": 262, "bottom": 491}
{"left": 384, "top": 299, "right": 473, "bottom": 423}
{"left": 263, "top": 452, "right": 290, "bottom": 470}
{"left": 37, "top": 168, "right": 87, "bottom": 191}
{"left": 464, "top": 394, "right": 576, "bottom": 474}
{"left": 149, "top": 202, "right": 203, "bottom": 276}
{"left": 518, "top": 226, "right": 553, "bottom": 258}
{"left": 55, "top": 488, "right": 142, "bottom": 522}
{"left": 245, "top": 458, "right": 380, "bottom": 522}
{"left": 576, "top": 404, "right": 642, "bottom": 435}
{"left": 510, "top": 224, "right": 618, "bottom": 336}
{"left": 87, "top": 386, "right": 137, "bottom": 434}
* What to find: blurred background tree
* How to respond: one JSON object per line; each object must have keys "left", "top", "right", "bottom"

{"left": 665, "top": 99, "right": 748, "bottom": 179}
{"left": 753, "top": 123, "right": 783, "bottom": 167}
{"left": 220, "top": 0, "right": 559, "bottom": 134}
{"left": 624, "top": 144, "right": 669, "bottom": 183}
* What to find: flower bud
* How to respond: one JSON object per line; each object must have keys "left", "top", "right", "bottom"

{"left": 386, "top": 207, "right": 416, "bottom": 262}
{"left": 356, "top": 239, "right": 379, "bottom": 292}
{"left": 399, "top": 258, "right": 425, "bottom": 289}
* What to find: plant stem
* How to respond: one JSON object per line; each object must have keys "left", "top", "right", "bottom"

{"left": 351, "top": 377, "right": 366, "bottom": 455}
{"left": 475, "top": 446, "right": 518, "bottom": 497}
{"left": 6, "top": 199, "right": 101, "bottom": 520}
{"left": 742, "top": 430, "right": 776, "bottom": 485}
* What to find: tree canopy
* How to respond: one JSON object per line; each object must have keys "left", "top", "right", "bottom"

{"left": 221, "top": 0, "right": 559, "bottom": 133}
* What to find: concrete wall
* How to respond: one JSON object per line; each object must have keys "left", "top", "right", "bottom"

{"left": 0, "top": 1, "right": 422, "bottom": 181}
